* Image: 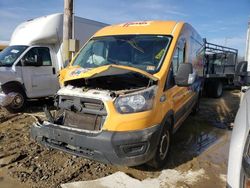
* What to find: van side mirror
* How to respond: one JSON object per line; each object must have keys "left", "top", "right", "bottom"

{"left": 21, "top": 55, "right": 43, "bottom": 66}
{"left": 175, "top": 63, "right": 195, "bottom": 87}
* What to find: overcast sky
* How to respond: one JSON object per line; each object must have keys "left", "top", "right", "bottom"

{"left": 0, "top": 0, "right": 249, "bottom": 56}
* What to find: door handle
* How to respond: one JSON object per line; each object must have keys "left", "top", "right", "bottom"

{"left": 52, "top": 67, "right": 56, "bottom": 74}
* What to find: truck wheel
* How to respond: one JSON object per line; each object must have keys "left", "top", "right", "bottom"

{"left": 213, "top": 81, "right": 223, "bottom": 98}
{"left": 206, "top": 81, "right": 223, "bottom": 98}
{"left": 148, "top": 120, "right": 171, "bottom": 169}
{"left": 5, "top": 90, "right": 26, "bottom": 113}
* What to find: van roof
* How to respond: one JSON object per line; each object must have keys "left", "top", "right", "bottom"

{"left": 94, "top": 21, "right": 184, "bottom": 36}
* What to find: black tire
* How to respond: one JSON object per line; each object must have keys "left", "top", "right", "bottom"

{"left": 206, "top": 80, "right": 223, "bottom": 98}
{"left": 213, "top": 81, "right": 223, "bottom": 98}
{"left": 5, "top": 90, "right": 26, "bottom": 113}
{"left": 148, "top": 119, "right": 171, "bottom": 169}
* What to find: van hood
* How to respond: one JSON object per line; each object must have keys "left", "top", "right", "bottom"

{"left": 61, "top": 64, "right": 158, "bottom": 84}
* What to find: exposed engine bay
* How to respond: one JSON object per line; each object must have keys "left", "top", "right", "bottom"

{"left": 64, "top": 72, "right": 154, "bottom": 95}
{"left": 45, "top": 71, "right": 157, "bottom": 132}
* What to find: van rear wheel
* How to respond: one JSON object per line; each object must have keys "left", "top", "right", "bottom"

{"left": 148, "top": 120, "right": 171, "bottom": 169}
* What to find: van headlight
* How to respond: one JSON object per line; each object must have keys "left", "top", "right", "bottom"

{"left": 115, "top": 86, "right": 156, "bottom": 114}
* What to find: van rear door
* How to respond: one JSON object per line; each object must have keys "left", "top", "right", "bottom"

{"left": 21, "top": 46, "right": 59, "bottom": 98}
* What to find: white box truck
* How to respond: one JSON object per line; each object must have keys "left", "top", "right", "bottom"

{"left": 0, "top": 13, "right": 107, "bottom": 112}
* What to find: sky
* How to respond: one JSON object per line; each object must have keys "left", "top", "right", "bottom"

{"left": 0, "top": 0, "right": 249, "bottom": 57}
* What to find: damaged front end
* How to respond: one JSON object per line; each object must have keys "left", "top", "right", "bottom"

{"left": 31, "top": 65, "right": 161, "bottom": 166}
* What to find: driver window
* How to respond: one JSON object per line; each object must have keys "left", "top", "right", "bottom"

{"left": 23, "top": 48, "right": 37, "bottom": 64}
{"left": 39, "top": 48, "right": 52, "bottom": 66}
{"left": 164, "top": 38, "right": 186, "bottom": 90}
{"left": 172, "top": 38, "right": 186, "bottom": 75}
{"left": 22, "top": 47, "right": 52, "bottom": 66}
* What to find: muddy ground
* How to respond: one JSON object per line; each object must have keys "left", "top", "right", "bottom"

{"left": 0, "top": 90, "right": 240, "bottom": 188}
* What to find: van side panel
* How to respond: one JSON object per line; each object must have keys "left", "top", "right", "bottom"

{"left": 183, "top": 23, "right": 204, "bottom": 77}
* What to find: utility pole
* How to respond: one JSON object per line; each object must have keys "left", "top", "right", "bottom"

{"left": 63, "top": 0, "right": 73, "bottom": 66}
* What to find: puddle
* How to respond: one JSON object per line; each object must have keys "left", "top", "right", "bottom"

{"left": 165, "top": 115, "right": 227, "bottom": 169}
{"left": 167, "top": 90, "right": 239, "bottom": 167}
{"left": 209, "top": 120, "right": 229, "bottom": 129}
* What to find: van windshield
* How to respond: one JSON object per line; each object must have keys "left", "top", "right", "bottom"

{"left": 0, "top": 45, "right": 28, "bottom": 67}
{"left": 73, "top": 35, "right": 171, "bottom": 73}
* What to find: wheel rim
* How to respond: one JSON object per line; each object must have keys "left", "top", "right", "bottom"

{"left": 159, "top": 130, "right": 170, "bottom": 160}
{"left": 11, "top": 93, "right": 24, "bottom": 109}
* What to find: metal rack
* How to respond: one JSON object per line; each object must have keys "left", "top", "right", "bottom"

{"left": 203, "top": 39, "right": 238, "bottom": 76}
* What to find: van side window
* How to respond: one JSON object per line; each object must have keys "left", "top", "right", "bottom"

{"left": 22, "top": 47, "right": 52, "bottom": 66}
{"left": 172, "top": 39, "right": 186, "bottom": 75}
{"left": 165, "top": 65, "right": 175, "bottom": 90}
{"left": 172, "top": 49, "right": 179, "bottom": 74}
{"left": 39, "top": 48, "right": 52, "bottom": 66}
{"left": 164, "top": 38, "right": 186, "bottom": 90}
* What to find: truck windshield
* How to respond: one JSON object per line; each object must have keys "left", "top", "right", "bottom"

{"left": 73, "top": 35, "right": 171, "bottom": 73}
{"left": 0, "top": 45, "right": 28, "bottom": 66}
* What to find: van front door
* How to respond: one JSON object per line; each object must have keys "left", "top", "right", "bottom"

{"left": 21, "top": 47, "right": 59, "bottom": 98}
{"left": 161, "top": 38, "right": 193, "bottom": 132}
{"left": 163, "top": 65, "right": 191, "bottom": 132}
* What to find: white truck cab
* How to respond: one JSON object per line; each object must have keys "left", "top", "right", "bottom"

{"left": 0, "top": 13, "right": 107, "bottom": 112}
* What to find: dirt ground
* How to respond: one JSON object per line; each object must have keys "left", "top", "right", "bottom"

{"left": 0, "top": 90, "right": 240, "bottom": 188}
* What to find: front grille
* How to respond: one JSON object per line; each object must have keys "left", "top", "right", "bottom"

{"left": 63, "top": 110, "right": 104, "bottom": 131}
{"left": 58, "top": 96, "right": 106, "bottom": 131}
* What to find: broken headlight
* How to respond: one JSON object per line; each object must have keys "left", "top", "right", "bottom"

{"left": 115, "top": 86, "right": 156, "bottom": 114}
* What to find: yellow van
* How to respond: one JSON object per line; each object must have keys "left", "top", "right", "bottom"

{"left": 31, "top": 21, "right": 204, "bottom": 168}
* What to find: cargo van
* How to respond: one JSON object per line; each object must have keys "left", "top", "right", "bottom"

{"left": 31, "top": 21, "right": 204, "bottom": 168}
{"left": 0, "top": 13, "right": 107, "bottom": 112}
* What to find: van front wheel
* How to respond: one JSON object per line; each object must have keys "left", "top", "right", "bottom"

{"left": 148, "top": 120, "right": 171, "bottom": 169}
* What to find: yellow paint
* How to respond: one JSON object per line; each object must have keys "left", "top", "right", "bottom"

{"left": 59, "top": 21, "right": 200, "bottom": 132}
{"left": 61, "top": 64, "right": 157, "bottom": 84}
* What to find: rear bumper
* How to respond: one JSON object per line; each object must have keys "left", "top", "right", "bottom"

{"left": 31, "top": 121, "right": 161, "bottom": 166}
